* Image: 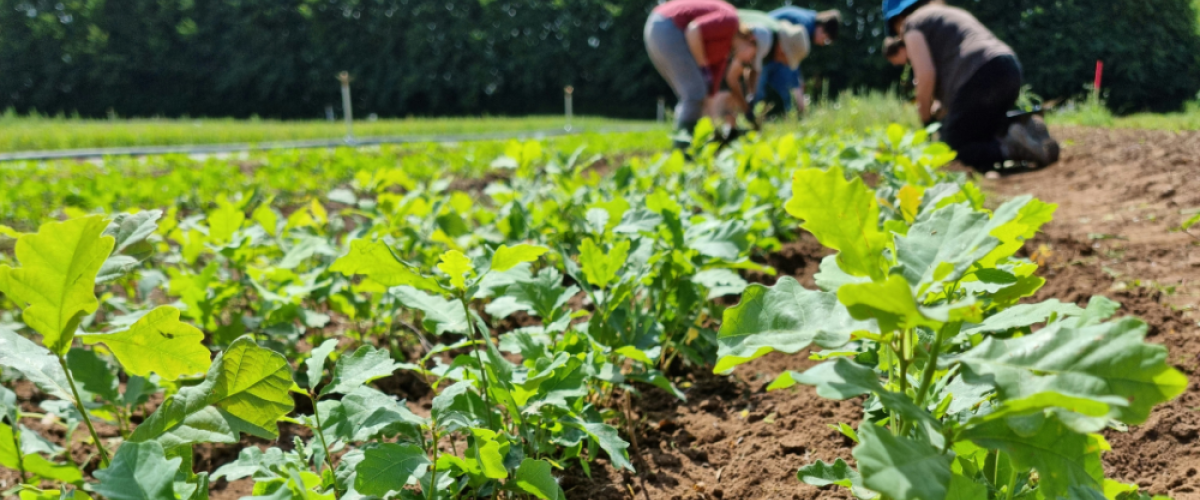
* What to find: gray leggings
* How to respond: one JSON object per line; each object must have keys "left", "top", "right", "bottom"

{"left": 645, "top": 13, "right": 707, "bottom": 134}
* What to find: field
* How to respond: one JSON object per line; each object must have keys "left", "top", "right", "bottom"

{"left": 0, "top": 108, "right": 1197, "bottom": 500}
{"left": 0, "top": 114, "right": 657, "bottom": 153}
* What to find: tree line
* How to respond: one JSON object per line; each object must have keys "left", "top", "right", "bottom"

{"left": 1, "top": 0, "right": 1197, "bottom": 119}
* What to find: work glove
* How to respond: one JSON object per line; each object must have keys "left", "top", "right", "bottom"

{"left": 699, "top": 67, "right": 714, "bottom": 93}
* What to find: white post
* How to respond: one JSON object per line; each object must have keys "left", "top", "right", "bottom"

{"left": 338, "top": 71, "right": 354, "bottom": 143}
{"left": 564, "top": 86, "right": 574, "bottom": 131}
{"left": 657, "top": 97, "right": 666, "bottom": 123}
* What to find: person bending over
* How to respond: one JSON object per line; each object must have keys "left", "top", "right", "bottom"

{"left": 645, "top": 0, "right": 756, "bottom": 147}
{"left": 753, "top": 8, "right": 841, "bottom": 118}
{"left": 718, "top": 9, "right": 815, "bottom": 127}
{"left": 883, "top": 0, "right": 1058, "bottom": 171}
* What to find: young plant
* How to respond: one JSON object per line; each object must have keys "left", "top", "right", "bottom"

{"left": 715, "top": 165, "right": 1186, "bottom": 500}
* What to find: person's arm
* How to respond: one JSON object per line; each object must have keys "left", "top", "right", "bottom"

{"left": 725, "top": 59, "right": 750, "bottom": 114}
{"left": 792, "top": 84, "right": 806, "bottom": 114}
{"left": 685, "top": 23, "right": 709, "bottom": 68}
{"left": 903, "top": 30, "right": 936, "bottom": 124}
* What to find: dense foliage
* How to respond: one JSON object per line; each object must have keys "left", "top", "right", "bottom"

{"left": 2, "top": 0, "right": 1196, "bottom": 119}
{"left": 0, "top": 122, "right": 1183, "bottom": 499}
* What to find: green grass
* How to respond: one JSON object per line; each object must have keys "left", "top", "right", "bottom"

{"left": 0, "top": 112, "right": 657, "bottom": 152}
{"left": 789, "top": 90, "right": 919, "bottom": 134}
{"left": 1048, "top": 93, "right": 1200, "bottom": 131}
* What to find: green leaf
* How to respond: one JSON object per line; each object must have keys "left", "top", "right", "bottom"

{"left": 67, "top": 347, "right": 119, "bottom": 402}
{"left": 131, "top": 337, "right": 293, "bottom": 444}
{"left": 512, "top": 459, "right": 565, "bottom": 500}
{"left": 327, "top": 386, "right": 426, "bottom": 442}
{"left": 18, "top": 488, "right": 92, "bottom": 500}
{"left": 392, "top": 286, "right": 468, "bottom": 335}
{"left": 959, "top": 318, "right": 1186, "bottom": 430}
{"left": 945, "top": 473, "right": 987, "bottom": 500}
{"left": 212, "top": 447, "right": 305, "bottom": 482}
{"left": 1181, "top": 213, "right": 1200, "bottom": 231}
{"left": 579, "top": 238, "right": 629, "bottom": 290}
{"left": 691, "top": 269, "right": 748, "bottom": 300}
{"left": 612, "top": 208, "right": 663, "bottom": 234}
{"left": 320, "top": 345, "right": 402, "bottom": 396}
{"left": 838, "top": 275, "right": 940, "bottom": 333}
{"left": 354, "top": 443, "right": 431, "bottom": 496}
{"left": 94, "top": 441, "right": 181, "bottom": 500}
{"left": 1065, "top": 296, "right": 1122, "bottom": 327}
{"left": 792, "top": 358, "right": 882, "bottom": 400}
{"left": 685, "top": 220, "right": 750, "bottom": 261}
{"left": 330, "top": 239, "right": 441, "bottom": 293}
{"left": 714, "top": 277, "right": 870, "bottom": 374}
{"left": 437, "top": 250, "right": 475, "bottom": 290}
{"left": 894, "top": 201, "right": 1024, "bottom": 295}
{"left": 960, "top": 299, "right": 1085, "bottom": 336}
{"left": 0, "top": 328, "right": 75, "bottom": 402}
{"left": 785, "top": 167, "right": 887, "bottom": 280}
{"left": 978, "top": 197, "right": 1057, "bottom": 268}
{"left": 432, "top": 381, "right": 489, "bottom": 432}
{"left": 853, "top": 423, "right": 952, "bottom": 500}
{"left": 2, "top": 422, "right": 83, "bottom": 483}
{"left": 104, "top": 210, "right": 162, "bottom": 257}
{"left": 564, "top": 416, "right": 633, "bottom": 471}
{"left": 502, "top": 268, "right": 577, "bottom": 321}
{"left": 797, "top": 459, "right": 877, "bottom": 499}
{"left": 0, "top": 216, "right": 114, "bottom": 355}
{"left": 78, "top": 306, "right": 211, "bottom": 380}
{"left": 813, "top": 255, "right": 871, "bottom": 293}
{"left": 303, "top": 339, "right": 338, "bottom": 390}
{"left": 962, "top": 416, "right": 1104, "bottom": 497}
{"left": 474, "top": 433, "right": 508, "bottom": 479}
{"left": 627, "top": 370, "right": 686, "bottom": 401}
{"left": 491, "top": 244, "right": 549, "bottom": 272}
{"left": 207, "top": 338, "right": 294, "bottom": 435}
{"left": 207, "top": 198, "right": 245, "bottom": 245}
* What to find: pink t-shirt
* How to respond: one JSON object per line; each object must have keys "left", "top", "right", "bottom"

{"left": 654, "top": 0, "right": 740, "bottom": 94}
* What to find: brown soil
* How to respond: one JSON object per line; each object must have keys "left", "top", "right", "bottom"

{"left": 6, "top": 126, "right": 1200, "bottom": 500}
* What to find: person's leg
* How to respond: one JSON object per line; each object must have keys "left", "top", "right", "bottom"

{"left": 644, "top": 14, "right": 707, "bottom": 134}
{"left": 940, "top": 56, "right": 1022, "bottom": 171}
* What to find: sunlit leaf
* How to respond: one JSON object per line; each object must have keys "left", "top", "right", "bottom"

{"left": 714, "top": 277, "right": 869, "bottom": 374}
{"left": 79, "top": 306, "right": 211, "bottom": 380}
{"left": 0, "top": 216, "right": 114, "bottom": 355}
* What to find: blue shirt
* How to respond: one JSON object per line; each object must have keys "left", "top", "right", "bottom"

{"left": 753, "top": 7, "right": 817, "bottom": 111}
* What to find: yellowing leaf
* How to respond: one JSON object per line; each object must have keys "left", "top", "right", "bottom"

{"left": 645, "top": 188, "right": 681, "bottom": 215}
{"left": 79, "top": 306, "right": 211, "bottom": 380}
{"left": 208, "top": 197, "right": 245, "bottom": 244}
{"left": 579, "top": 238, "right": 629, "bottom": 290}
{"left": 0, "top": 216, "right": 114, "bottom": 355}
{"left": 898, "top": 185, "right": 924, "bottom": 224}
{"left": 251, "top": 201, "right": 279, "bottom": 237}
{"left": 437, "top": 250, "right": 475, "bottom": 290}
{"left": 785, "top": 167, "right": 886, "bottom": 280}
{"left": 491, "top": 244, "right": 548, "bottom": 272}
{"left": 331, "top": 239, "right": 441, "bottom": 294}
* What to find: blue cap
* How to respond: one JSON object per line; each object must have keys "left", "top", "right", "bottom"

{"left": 883, "top": 0, "right": 921, "bottom": 33}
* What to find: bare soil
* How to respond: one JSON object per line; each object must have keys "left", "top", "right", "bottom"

{"left": 4, "top": 126, "right": 1199, "bottom": 500}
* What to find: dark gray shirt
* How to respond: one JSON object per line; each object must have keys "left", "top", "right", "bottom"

{"left": 904, "top": 5, "right": 1015, "bottom": 105}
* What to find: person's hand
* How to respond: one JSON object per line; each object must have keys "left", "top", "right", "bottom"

{"left": 931, "top": 101, "right": 945, "bottom": 119}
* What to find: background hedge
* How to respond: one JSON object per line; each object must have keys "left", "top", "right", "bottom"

{"left": 1, "top": 0, "right": 1197, "bottom": 119}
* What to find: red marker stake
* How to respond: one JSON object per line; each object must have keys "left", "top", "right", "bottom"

{"left": 1094, "top": 60, "right": 1104, "bottom": 95}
